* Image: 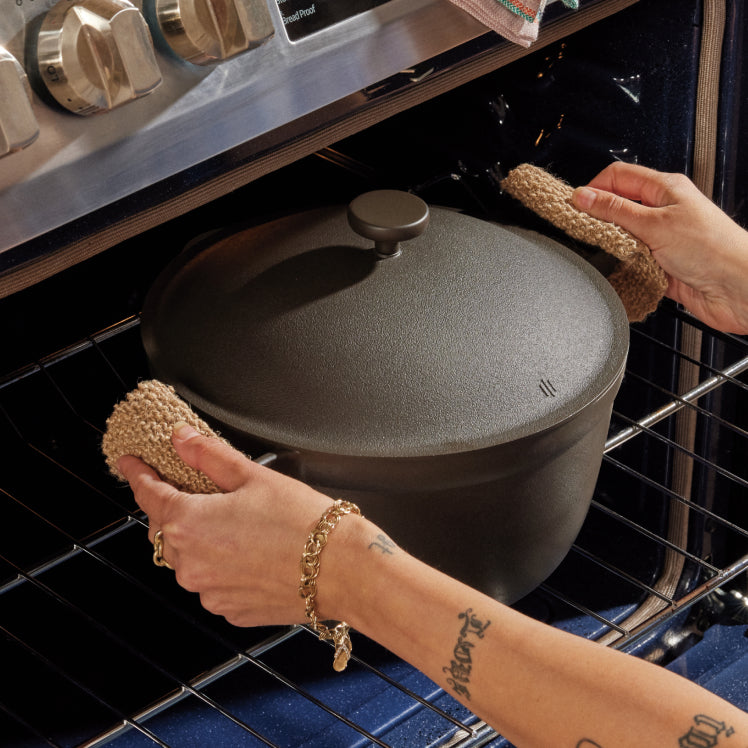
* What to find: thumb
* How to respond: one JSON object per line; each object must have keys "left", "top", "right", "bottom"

{"left": 171, "top": 422, "right": 254, "bottom": 492}
{"left": 572, "top": 186, "right": 655, "bottom": 242}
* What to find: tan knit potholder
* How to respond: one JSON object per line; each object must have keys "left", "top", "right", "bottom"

{"left": 501, "top": 163, "right": 668, "bottom": 322}
{"left": 102, "top": 379, "right": 224, "bottom": 494}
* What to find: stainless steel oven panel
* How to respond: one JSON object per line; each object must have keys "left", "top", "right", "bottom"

{"left": 0, "top": 0, "right": 485, "bottom": 255}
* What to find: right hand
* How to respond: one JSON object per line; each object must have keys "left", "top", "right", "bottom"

{"left": 572, "top": 161, "right": 748, "bottom": 334}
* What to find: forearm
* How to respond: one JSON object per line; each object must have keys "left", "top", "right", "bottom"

{"left": 324, "top": 517, "right": 748, "bottom": 747}
{"left": 121, "top": 431, "right": 747, "bottom": 746}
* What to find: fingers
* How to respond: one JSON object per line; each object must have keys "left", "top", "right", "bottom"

{"left": 572, "top": 183, "right": 658, "bottom": 240}
{"left": 571, "top": 163, "right": 701, "bottom": 252}
{"left": 583, "top": 161, "right": 676, "bottom": 206}
{"left": 171, "top": 423, "right": 254, "bottom": 492}
{"left": 572, "top": 162, "right": 692, "bottom": 229}
{"left": 118, "top": 455, "right": 181, "bottom": 525}
{"left": 117, "top": 424, "right": 261, "bottom": 539}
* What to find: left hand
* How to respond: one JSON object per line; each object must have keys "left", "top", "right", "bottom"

{"left": 118, "top": 423, "right": 332, "bottom": 627}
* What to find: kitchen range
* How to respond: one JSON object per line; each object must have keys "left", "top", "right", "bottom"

{"left": 0, "top": 0, "right": 747, "bottom": 746}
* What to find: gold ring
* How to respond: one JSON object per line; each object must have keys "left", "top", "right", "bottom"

{"left": 153, "top": 530, "right": 173, "bottom": 569}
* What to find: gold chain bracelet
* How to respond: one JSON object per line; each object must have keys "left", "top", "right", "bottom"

{"left": 299, "top": 500, "right": 362, "bottom": 672}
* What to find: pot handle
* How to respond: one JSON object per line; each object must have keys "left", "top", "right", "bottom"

{"left": 347, "top": 190, "right": 430, "bottom": 258}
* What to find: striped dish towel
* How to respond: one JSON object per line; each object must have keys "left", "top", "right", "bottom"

{"left": 449, "top": 0, "right": 579, "bottom": 47}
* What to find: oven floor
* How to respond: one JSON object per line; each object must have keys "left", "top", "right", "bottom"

{"left": 98, "top": 622, "right": 748, "bottom": 748}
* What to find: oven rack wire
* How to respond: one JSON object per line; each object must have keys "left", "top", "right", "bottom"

{"left": 0, "top": 307, "right": 746, "bottom": 747}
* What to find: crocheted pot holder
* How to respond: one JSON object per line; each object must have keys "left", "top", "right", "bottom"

{"left": 102, "top": 379, "right": 224, "bottom": 494}
{"left": 501, "top": 163, "right": 668, "bottom": 322}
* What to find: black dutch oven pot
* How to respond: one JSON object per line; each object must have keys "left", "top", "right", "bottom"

{"left": 141, "top": 190, "right": 629, "bottom": 603}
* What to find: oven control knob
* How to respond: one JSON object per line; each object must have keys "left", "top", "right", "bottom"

{"left": 36, "top": 0, "right": 162, "bottom": 116}
{"left": 153, "top": 0, "right": 274, "bottom": 65}
{"left": 0, "top": 46, "right": 39, "bottom": 158}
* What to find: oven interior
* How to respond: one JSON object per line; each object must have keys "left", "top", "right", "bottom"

{"left": 1, "top": 1, "right": 747, "bottom": 746}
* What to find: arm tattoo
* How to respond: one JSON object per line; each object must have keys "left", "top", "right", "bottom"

{"left": 368, "top": 533, "right": 396, "bottom": 555}
{"left": 575, "top": 713, "right": 736, "bottom": 748}
{"left": 679, "top": 714, "right": 735, "bottom": 747}
{"left": 443, "top": 608, "right": 491, "bottom": 701}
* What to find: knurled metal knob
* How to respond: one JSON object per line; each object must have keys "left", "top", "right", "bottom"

{"left": 0, "top": 46, "right": 39, "bottom": 157}
{"left": 153, "top": 0, "right": 274, "bottom": 65}
{"left": 36, "top": 0, "right": 162, "bottom": 116}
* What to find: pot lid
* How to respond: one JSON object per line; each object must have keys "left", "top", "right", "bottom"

{"left": 142, "top": 191, "right": 629, "bottom": 457}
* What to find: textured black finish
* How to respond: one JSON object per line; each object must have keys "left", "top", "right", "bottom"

{"left": 142, "top": 200, "right": 629, "bottom": 601}
{"left": 143, "top": 203, "right": 628, "bottom": 458}
{"left": 347, "top": 189, "right": 430, "bottom": 256}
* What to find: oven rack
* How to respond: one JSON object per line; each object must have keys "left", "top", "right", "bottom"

{"left": 0, "top": 305, "right": 746, "bottom": 747}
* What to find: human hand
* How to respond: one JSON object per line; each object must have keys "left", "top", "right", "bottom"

{"left": 117, "top": 423, "right": 338, "bottom": 627}
{"left": 572, "top": 161, "right": 748, "bottom": 334}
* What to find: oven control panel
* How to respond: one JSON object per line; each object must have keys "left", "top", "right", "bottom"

{"left": 0, "top": 45, "right": 38, "bottom": 157}
{"left": 0, "top": 0, "right": 487, "bottom": 261}
{"left": 280, "top": 0, "right": 390, "bottom": 40}
{"left": 35, "top": 0, "right": 164, "bottom": 115}
{"left": 149, "top": 0, "right": 275, "bottom": 65}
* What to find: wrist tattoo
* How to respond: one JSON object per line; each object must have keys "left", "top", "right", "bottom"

{"left": 368, "top": 534, "right": 396, "bottom": 555}
{"left": 442, "top": 608, "right": 491, "bottom": 701}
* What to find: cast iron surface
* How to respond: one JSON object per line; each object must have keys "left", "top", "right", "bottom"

{"left": 139, "top": 196, "right": 629, "bottom": 602}
{"left": 141, "top": 202, "right": 628, "bottom": 458}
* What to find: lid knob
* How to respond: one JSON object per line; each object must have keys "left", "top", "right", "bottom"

{"left": 347, "top": 190, "right": 430, "bottom": 258}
